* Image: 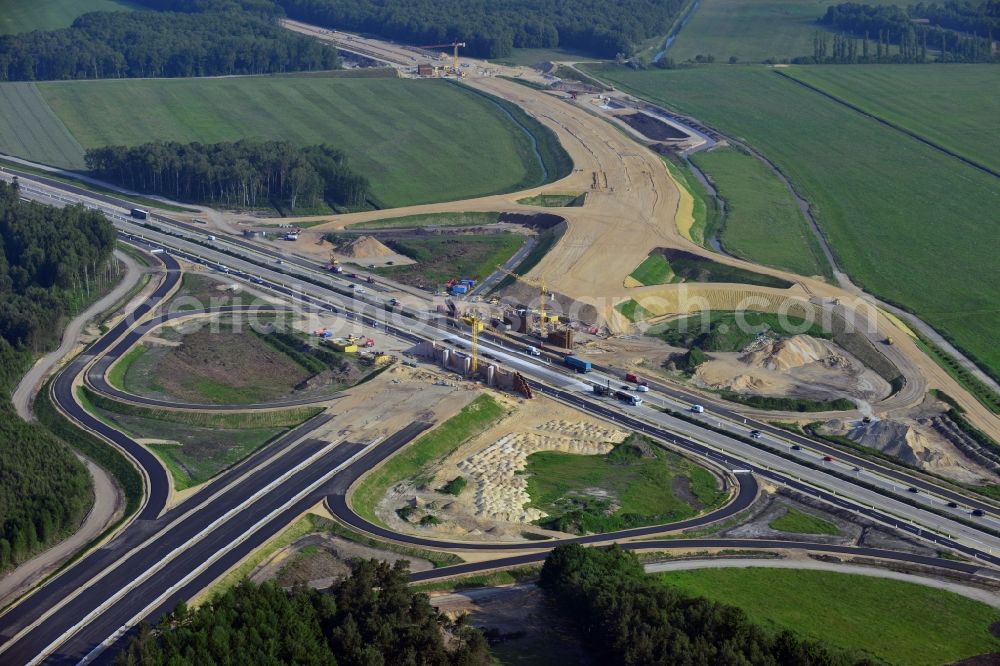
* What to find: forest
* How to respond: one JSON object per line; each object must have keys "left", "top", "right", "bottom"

{"left": 812, "top": 1, "right": 1000, "bottom": 62}
{"left": 274, "top": 0, "right": 687, "bottom": 58}
{"left": 0, "top": 180, "right": 118, "bottom": 572}
{"left": 539, "top": 544, "right": 875, "bottom": 666}
{"left": 114, "top": 560, "right": 491, "bottom": 665}
{"left": 85, "top": 141, "right": 370, "bottom": 210}
{"left": 0, "top": 0, "right": 339, "bottom": 81}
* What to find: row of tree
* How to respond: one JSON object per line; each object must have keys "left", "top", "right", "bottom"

{"left": 115, "top": 560, "right": 491, "bottom": 665}
{"left": 0, "top": 180, "right": 119, "bottom": 572}
{"left": 0, "top": 2, "right": 339, "bottom": 81}
{"left": 85, "top": 141, "right": 370, "bottom": 210}
{"left": 274, "top": 0, "right": 687, "bottom": 59}
{"left": 814, "top": 2, "right": 999, "bottom": 63}
{"left": 539, "top": 544, "right": 876, "bottom": 665}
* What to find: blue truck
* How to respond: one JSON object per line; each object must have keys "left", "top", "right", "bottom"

{"left": 564, "top": 355, "right": 592, "bottom": 373}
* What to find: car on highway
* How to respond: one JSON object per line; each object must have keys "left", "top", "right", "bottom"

{"left": 947, "top": 501, "right": 959, "bottom": 508}
{"left": 972, "top": 509, "right": 985, "bottom": 517}
{"left": 691, "top": 404, "right": 705, "bottom": 413}
{"left": 250, "top": 277, "right": 263, "bottom": 284}
{"left": 907, "top": 486, "right": 919, "bottom": 493}
{"left": 636, "top": 384, "right": 649, "bottom": 392}
{"left": 749, "top": 430, "right": 762, "bottom": 439}
{"left": 853, "top": 466, "right": 861, "bottom": 472}
{"left": 822, "top": 455, "right": 833, "bottom": 462}
{"left": 791, "top": 444, "right": 802, "bottom": 451}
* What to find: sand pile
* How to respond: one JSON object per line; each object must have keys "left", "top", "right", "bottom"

{"left": 458, "top": 423, "right": 628, "bottom": 523}
{"left": 823, "top": 418, "right": 997, "bottom": 484}
{"left": 335, "top": 235, "right": 394, "bottom": 258}
{"left": 740, "top": 335, "right": 841, "bottom": 372}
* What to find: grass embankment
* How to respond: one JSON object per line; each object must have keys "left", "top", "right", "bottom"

{"left": 0, "top": 0, "right": 135, "bottom": 35}
{"left": 628, "top": 248, "right": 792, "bottom": 289}
{"left": 490, "top": 222, "right": 566, "bottom": 293}
{"left": 0, "top": 76, "right": 558, "bottom": 208}
{"left": 351, "top": 394, "right": 508, "bottom": 526}
{"left": 665, "top": 0, "right": 898, "bottom": 63}
{"left": 768, "top": 507, "right": 840, "bottom": 535}
{"left": 166, "top": 273, "right": 259, "bottom": 311}
{"left": 647, "top": 310, "right": 832, "bottom": 351}
{"left": 615, "top": 299, "right": 652, "bottom": 323}
{"left": 783, "top": 65, "right": 1000, "bottom": 175}
{"left": 585, "top": 65, "right": 1000, "bottom": 381}
{"left": 80, "top": 387, "right": 321, "bottom": 490}
{"left": 691, "top": 146, "right": 832, "bottom": 279}
{"left": 516, "top": 193, "right": 585, "bottom": 207}
{"left": 915, "top": 336, "right": 1000, "bottom": 415}
{"left": 661, "top": 156, "right": 722, "bottom": 247}
{"left": 526, "top": 434, "right": 727, "bottom": 534}
{"left": 718, "top": 392, "right": 854, "bottom": 413}
{"left": 374, "top": 233, "right": 524, "bottom": 288}
{"left": 659, "top": 568, "right": 1000, "bottom": 665}
{"left": 346, "top": 212, "right": 499, "bottom": 230}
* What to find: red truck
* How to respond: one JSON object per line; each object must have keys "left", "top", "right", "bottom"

{"left": 626, "top": 372, "right": 642, "bottom": 384}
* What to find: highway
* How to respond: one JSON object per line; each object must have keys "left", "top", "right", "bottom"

{"left": 2, "top": 173, "right": 999, "bottom": 663}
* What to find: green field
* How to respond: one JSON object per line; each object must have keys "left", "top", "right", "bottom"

{"left": 0, "top": 75, "right": 557, "bottom": 208}
{"left": 0, "top": 0, "right": 136, "bottom": 35}
{"left": 647, "top": 309, "right": 831, "bottom": 352}
{"left": 527, "top": 434, "right": 727, "bottom": 534}
{"left": 516, "top": 193, "right": 585, "bottom": 207}
{"left": 659, "top": 568, "right": 1000, "bottom": 665}
{"left": 78, "top": 388, "right": 319, "bottom": 490}
{"left": 347, "top": 212, "right": 499, "bottom": 230}
{"left": 691, "top": 147, "right": 831, "bottom": 279}
{"left": 783, "top": 65, "right": 1000, "bottom": 175}
{"left": 374, "top": 233, "right": 524, "bottom": 288}
{"left": 768, "top": 507, "right": 840, "bottom": 535}
{"left": 628, "top": 248, "right": 793, "bottom": 289}
{"left": 351, "top": 394, "right": 508, "bottom": 525}
{"left": 666, "top": 0, "right": 896, "bottom": 63}
{"left": 586, "top": 64, "right": 1000, "bottom": 380}
{"left": 0, "top": 84, "right": 86, "bottom": 169}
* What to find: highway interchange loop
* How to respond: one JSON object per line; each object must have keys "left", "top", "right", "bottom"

{"left": 0, "top": 231, "right": 996, "bottom": 664}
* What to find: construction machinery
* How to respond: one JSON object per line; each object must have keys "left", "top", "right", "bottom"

{"left": 496, "top": 267, "right": 555, "bottom": 337}
{"left": 417, "top": 41, "right": 466, "bottom": 73}
{"left": 461, "top": 312, "right": 485, "bottom": 373}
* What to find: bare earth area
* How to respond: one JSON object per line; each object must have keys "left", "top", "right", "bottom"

{"left": 376, "top": 395, "right": 637, "bottom": 540}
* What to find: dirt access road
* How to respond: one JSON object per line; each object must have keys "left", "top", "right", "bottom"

{"left": 1, "top": 249, "right": 153, "bottom": 608}
{"left": 186, "top": 24, "right": 1000, "bottom": 437}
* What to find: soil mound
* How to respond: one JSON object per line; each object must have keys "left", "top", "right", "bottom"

{"left": 740, "top": 335, "right": 842, "bottom": 373}
{"left": 335, "top": 235, "right": 394, "bottom": 258}
{"left": 822, "top": 418, "right": 997, "bottom": 484}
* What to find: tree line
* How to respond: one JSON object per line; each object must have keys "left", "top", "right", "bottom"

{"left": 274, "top": 0, "right": 687, "bottom": 59}
{"left": 0, "top": 0, "right": 339, "bottom": 81}
{"left": 85, "top": 141, "right": 370, "bottom": 211}
{"left": 115, "top": 560, "right": 491, "bottom": 665}
{"left": 539, "top": 544, "right": 877, "bottom": 665}
{"left": 811, "top": 2, "right": 999, "bottom": 63}
{"left": 0, "top": 180, "right": 118, "bottom": 572}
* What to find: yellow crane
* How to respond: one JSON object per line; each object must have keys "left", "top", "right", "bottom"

{"left": 418, "top": 41, "right": 466, "bottom": 72}
{"left": 460, "top": 312, "right": 484, "bottom": 373}
{"left": 496, "top": 267, "right": 553, "bottom": 337}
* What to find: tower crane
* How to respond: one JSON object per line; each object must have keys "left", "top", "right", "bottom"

{"left": 495, "top": 267, "right": 554, "bottom": 338}
{"left": 459, "top": 311, "right": 485, "bottom": 373}
{"left": 417, "top": 41, "right": 466, "bottom": 72}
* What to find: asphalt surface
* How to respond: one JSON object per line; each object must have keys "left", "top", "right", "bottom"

{"left": 2, "top": 183, "right": 998, "bottom": 662}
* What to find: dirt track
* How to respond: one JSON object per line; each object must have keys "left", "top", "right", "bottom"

{"left": 175, "top": 32, "right": 999, "bottom": 439}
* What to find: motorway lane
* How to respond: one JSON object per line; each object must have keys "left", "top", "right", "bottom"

{"left": 110, "top": 230, "right": 1000, "bottom": 554}
{"left": 51, "top": 247, "right": 182, "bottom": 522}
{"left": 590, "top": 360, "right": 999, "bottom": 516}
{"left": 0, "top": 423, "right": 334, "bottom": 654}
{"left": 9, "top": 440, "right": 367, "bottom": 666}
{"left": 408, "top": 538, "right": 988, "bottom": 583}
